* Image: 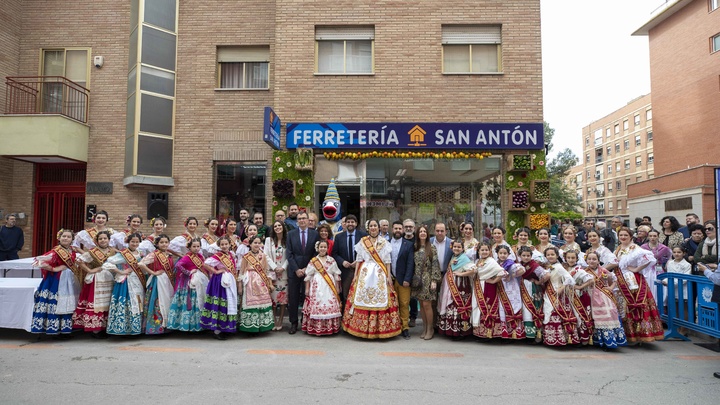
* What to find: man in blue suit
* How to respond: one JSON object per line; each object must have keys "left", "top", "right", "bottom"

{"left": 286, "top": 211, "right": 319, "bottom": 334}
{"left": 332, "top": 214, "right": 366, "bottom": 305}
{"left": 390, "top": 221, "right": 415, "bottom": 339}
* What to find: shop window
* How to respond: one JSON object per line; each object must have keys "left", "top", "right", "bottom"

{"left": 316, "top": 26, "right": 374, "bottom": 74}
{"left": 216, "top": 163, "right": 267, "bottom": 222}
{"left": 217, "top": 46, "right": 270, "bottom": 89}
{"left": 442, "top": 25, "right": 502, "bottom": 73}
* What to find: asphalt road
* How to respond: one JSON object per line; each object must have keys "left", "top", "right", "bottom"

{"left": 1, "top": 325, "right": 718, "bottom": 404}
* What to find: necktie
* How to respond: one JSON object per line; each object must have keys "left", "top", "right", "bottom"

{"left": 301, "top": 230, "right": 306, "bottom": 251}
{"left": 348, "top": 233, "right": 354, "bottom": 261}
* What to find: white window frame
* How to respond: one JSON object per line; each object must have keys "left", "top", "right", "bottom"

{"left": 217, "top": 46, "right": 270, "bottom": 90}
{"left": 442, "top": 25, "right": 502, "bottom": 74}
{"left": 636, "top": 156, "right": 642, "bottom": 166}
{"left": 711, "top": 0, "right": 719, "bottom": 12}
{"left": 648, "top": 153, "right": 654, "bottom": 164}
{"left": 315, "top": 26, "right": 374, "bottom": 75}
{"left": 712, "top": 33, "right": 720, "bottom": 53}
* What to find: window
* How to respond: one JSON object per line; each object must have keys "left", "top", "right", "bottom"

{"left": 615, "top": 143, "right": 620, "bottom": 153}
{"left": 617, "top": 200, "right": 622, "bottom": 210}
{"left": 623, "top": 119, "right": 629, "bottom": 131}
{"left": 636, "top": 156, "right": 642, "bottom": 166}
{"left": 607, "top": 146, "right": 612, "bottom": 156}
{"left": 647, "top": 130, "right": 653, "bottom": 142}
{"left": 636, "top": 175, "right": 643, "bottom": 182}
{"left": 586, "top": 170, "right": 591, "bottom": 179}
{"left": 442, "top": 25, "right": 501, "bottom": 73}
{"left": 608, "top": 181, "right": 613, "bottom": 191}
{"left": 711, "top": 0, "right": 719, "bottom": 12}
{"left": 594, "top": 129, "right": 603, "bottom": 145}
{"left": 635, "top": 135, "right": 641, "bottom": 146}
{"left": 616, "top": 180, "right": 622, "bottom": 190}
{"left": 609, "top": 201, "right": 614, "bottom": 210}
{"left": 216, "top": 163, "right": 267, "bottom": 215}
{"left": 616, "top": 162, "right": 621, "bottom": 172}
{"left": 217, "top": 46, "right": 269, "bottom": 89}
{"left": 316, "top": 26, "right": 374, "bottom": 74}
{"left": 634, "top": 114, "right": 640, "bottom": 126}
{"left": 586, "top": 153, "right": 590, "bottom": 163}
{"left": 614, "top": 123, "right": 620, "bottom": 134}
{"left": 625, "top": 159, "right": 630, "bottom": 169}
{"left": 712, "top": 33, "right": 720, "bottom": 53}
{"left": 608, "top": 164, "right": 612, "bottom": 174}
{"left": 585, "top": 137, "right": 590, "bottom": 146}
{"left": 624, "top": 139, "right": 629, "bottom": 150}
{"left": 646, "top": 109, "right": 652, "bottom": 121}
{"left": 648, "top": 153, "right": 654, "bottom": 164}
{"left": 41, "top": 48, "right": 90, "bottom": 119}
{"left": 606, "top": 128, "right": 611, "bottom": 138}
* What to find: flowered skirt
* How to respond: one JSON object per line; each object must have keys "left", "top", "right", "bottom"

{"left": 543, "top": 294, "right": 580, "bottom": 347}
{"left": 438, "top": 277, "right": 473, "bottom": 337}
{"left": 342, "top": 281, "right": 402, "bottom": 339}
{"left": 31, "top": 275, "right": 73, "bottom": 334}
{"left": 167, "top": 284, "right": 203, "bottom": 332}
{"left": 238, "top": 306, "right": 274, "bottom": 333}
{"left": 200, "top": 275, "right": 237, "bottom": 333}
{"left": 622, "top": 294, "right": 664, "bottom": 343}
{"left": 106, "top": 281, "right": 143, "bottom": 335}
{"left": 72, "top": 278, "right": 108, "bottom": 332}
{"left": 143, "top": 277, "right": 165, "bottom": 335}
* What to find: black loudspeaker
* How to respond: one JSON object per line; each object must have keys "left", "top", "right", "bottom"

{"left": 147, "top": 192, "right": 169, "bottom": 220}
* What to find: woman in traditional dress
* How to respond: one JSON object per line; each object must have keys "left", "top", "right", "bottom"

{"left": 139, "top": 216, "right": 168, "bottom": 256}
{"left": 138, "top": 234, "right": 174, "bottom": 335}
{"left": 302, "top": 240, "right": 342, "bottom": 335}
{"left": 200, "top": 236, "right": 238, "bottom": 340}
{"left": 104, "top": 232, "right": 145, "bottom": 336}
{"left": 31, "top": 229, "right": 80, "bottom": 338}
{"left": 614, "top": 227, "right": 663, "bottom": 343}
{"left": 317, "top": 223, "right": 335, "bottom": 255}
{"left": 167, "top": 238, "right": 207, "bottom": 332}
{"left": 342, "top": 219, "right": 402, "bottom": 339}
{"left": 584, "top": 251, "right": 627, "bottom": 350}
{"left": 168, "top": 217, "right": 200, "bottom": 257}
{"left": 471, "top": 243, "right": 512, "bottom": 339}
{"left": 564, "top": 250, "right": 594, "bottom": 345}
{"left": 200, "top": 218, "right": 220, "bottom": 258}
{"left": 517, "top": 246, "right": 547, "bottom": 343}
{"left": 237, "top": 224, "right": 258, "bottom": 257}
{"left": 237, "top": 236, "right": 275, "bottom": 333}
{"left": 586, "top": 229, "right": 619, "bottom": 271}
{"left": 72, "top": 230, "right": 114, "bottom": 338}
{"left": 223, "top": 218, "right": 240, "bottom": 253}
{"left": 511, "top": 227, "right": 534, "bottom": 260}
{"left": 534, "top": 228, "right": 554, "bottom": 264}
{"left": 559, "top": 225, "right": 586, "bottom": 266}
{"left": 641, "top": 229, "right": 672, "bottom": 289}
{"left": 437, "top": 240, "right": 477, "bottom": 338}
{"left": 541, "top": 246, "right": 580, "bottom": 347}
{"left": 265, "top": 220, "right": 288, "bottom": 331}
{"left": 110, "top": 214, "right": 143, "bottom": 251}
{"left": 460, "top": 222, "right": 480, "bottom": 261}
{"left": 491, "top": 226, "right": 516, "bottom": 262}
{"left": 72, "top": 210, "right": 114, "bottom": 254}
{"left": 411, "top": 225, "right": 442, "bottom": 340}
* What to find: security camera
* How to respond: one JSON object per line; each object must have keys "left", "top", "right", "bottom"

{"left": 93, "top": 56, "right": 104, "bottom": 68}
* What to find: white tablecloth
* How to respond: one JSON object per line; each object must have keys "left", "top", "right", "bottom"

{"left": 0, "top": 278, "right": 41, "bottom": 331}
{"left": 0, "top": 258, "right": 40, "bottom": 278}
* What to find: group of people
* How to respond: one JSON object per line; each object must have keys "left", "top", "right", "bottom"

{"left": 27, "top": 208, "right": 720, "bottom": 351}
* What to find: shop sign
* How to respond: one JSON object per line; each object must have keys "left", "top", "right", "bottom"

{"left": 263, "top": 107, "right": 281, "bottom": 150}
{"left": 286, "top": 122, "right": 543, "bottom": 150}
{"left": 360, "top": 199, "right": 395, "bottom": 208}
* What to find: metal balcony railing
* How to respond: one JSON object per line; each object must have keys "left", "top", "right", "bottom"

{"left": 5, "top": 76, "right": 89, "bottom": 123}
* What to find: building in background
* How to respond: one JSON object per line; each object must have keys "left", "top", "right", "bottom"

{"left": 0, "top": 0, "right": 545, "bottom": 256}
{"left": 628, "top": 0, "right": 720, "bottom": 222}
{"left": 572, "top": 94, "right": 654, "bottom": 223}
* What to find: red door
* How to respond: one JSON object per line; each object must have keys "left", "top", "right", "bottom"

{"left": 32, "top": 164, "right": 86, "bottom": 255}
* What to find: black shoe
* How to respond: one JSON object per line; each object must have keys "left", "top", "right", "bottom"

{"left": 402, "top": 330, "right": 410, "bottom": 340}
{"left": 52, "top": 334, "right": 72, "bottom": 341}
{"left": 289, "top": 323, "right": 298, "bottom": 334}
{"left": 714, "top": 372, "right": 720, "bottom": 379}
{"left": 408, "top": 319, "right": 416, "bottom": 328}
{"left": 213, "top": 332, "right": 227, "bottom": 340}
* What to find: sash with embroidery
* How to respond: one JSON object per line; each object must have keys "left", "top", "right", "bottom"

{"left": 182, "top": 233, "right": 192, "bottom": 243}
{"left": 214, "top": 252, "right": 237, "bottom": 276}
{"left": 614, "top": 268, "right": 647, "bottom": 322}
{"left": 361, "top": 237, "right": 389, "bottom": 278}
{"left": 473, "top": 276, "right": 498, "bottom": 327}
{"left": 519, "top": 278, "right": 543, "bottom": 331}
{"left": 203, "top": 233, "right": 217, "bottom": 245}
{"left": 244, "top": 252, "right": 272, "bottom": 294}
{"left": 496, "top": 281, "right": 522, "bottom": 332}
{"left": 88, "top": 247, "right": 110, "bottom": 265}
{"left": 310, "top": 256, "right": 340, "bottom": 303}
{"left": 53, "top": 246, "right": 76, "bottom": 276}
{"left": 121, "top": 249, "right": 145, "bottom": 286}
{"left": 228, "top": 236, "right": 238, "bottom": 252}
{"left": 154, "top": 251, "right": 174, "bottom": 282}
{"left": 545, "top": 281, "right": 577, "bottom": 336}
{"left": 86, "top": 227, "right": 99, "bottom": 241}
{"left": 444, "top": 267, "right": 471, "bottom": 320}
{"left": 570, "top": 289, "right": 593, "bottom": 330}
{"left": 187, "top": 252, "right": 207, "bottom": 276}
{"left": 588, "top": 268, "right": 616, "bottom": 304}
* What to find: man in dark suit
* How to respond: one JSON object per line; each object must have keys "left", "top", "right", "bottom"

{"left": 390, "top": 221, "right": 415, "bottom": 339}
{"left": 430, "top": 222, "right": 453, "bottom": 275}
{"left": 332, "top": 214, "right": 367, "bottom": 305}
{"left": 285, "top": 211, "right": 319, "bottom": 334}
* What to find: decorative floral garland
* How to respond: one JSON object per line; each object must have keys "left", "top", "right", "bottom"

{"left": 272, "top": 151, "right": 314, "bottom": 215}
{"left": 323, "top": 151, "right": 493, "bottom": 161}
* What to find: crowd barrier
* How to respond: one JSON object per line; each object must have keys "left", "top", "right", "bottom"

{"left": 655, "top": 272, "right": 720, "bottom": 341}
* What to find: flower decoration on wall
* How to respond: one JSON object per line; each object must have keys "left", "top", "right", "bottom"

{"left": 272, "top": 150, "right": 314, "bottom": 217}
{"left": 323, "top": 150, "right": 492, "bottom": 161}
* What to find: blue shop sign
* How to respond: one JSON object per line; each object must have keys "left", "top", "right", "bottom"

{"left": 263, "top": 107, "right": 281, "bottom": 150}
{"left": 286, "top": 122, "right": 544, "bottom": 150}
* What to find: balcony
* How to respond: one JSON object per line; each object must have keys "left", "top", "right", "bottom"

{"left": 0, "top": 76, "right": 89, "bottom": 163}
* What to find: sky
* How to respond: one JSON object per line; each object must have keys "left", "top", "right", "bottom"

{"left": 540, "top": 0, "right": 665, "bottom": 159}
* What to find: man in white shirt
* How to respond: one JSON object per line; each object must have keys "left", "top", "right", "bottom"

{"left": 431, "top": 222, "right": 453, "bottom": 275}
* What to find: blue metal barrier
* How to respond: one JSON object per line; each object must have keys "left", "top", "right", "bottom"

{"left": 655, "top": 273, "right": 720, "bottom": 341}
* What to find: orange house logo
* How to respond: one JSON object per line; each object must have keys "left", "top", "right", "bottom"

{"left": 408, "top": 125, "right": 426, "bottom": 147}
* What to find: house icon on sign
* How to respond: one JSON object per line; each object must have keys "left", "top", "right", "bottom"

{"left": 408, "top": 125, "right": 427, "bottom": 147}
